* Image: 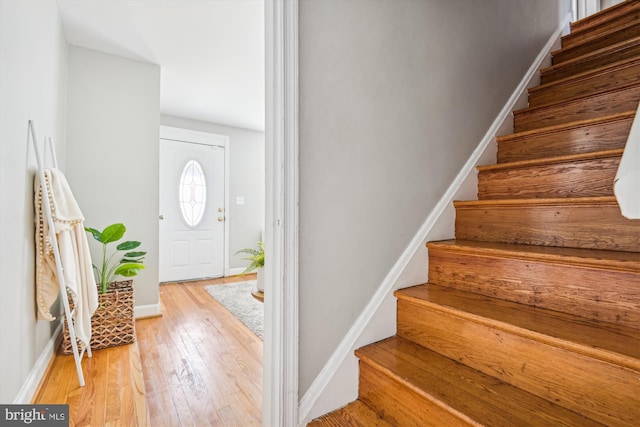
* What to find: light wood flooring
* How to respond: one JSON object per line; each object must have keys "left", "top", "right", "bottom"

{"left": 33, "top": 274, "right": 263, "bottom": 426}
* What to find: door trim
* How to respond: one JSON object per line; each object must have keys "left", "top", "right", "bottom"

{"left": 159, "top": 125, "right": 230, "bottom": 279}
{"left": 264, "top": 0, "right": 299, "bottom": 425}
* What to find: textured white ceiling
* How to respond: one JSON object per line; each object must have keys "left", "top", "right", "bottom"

{"left": 57, "top": 0, "right": 265, "bottom": 131}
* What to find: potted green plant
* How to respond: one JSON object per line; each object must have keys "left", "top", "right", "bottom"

{"left": 235, "top": 241, "right": 264, "bottom": 293}
{"left": 85, "top": 223, "right": 146, "bottom": 294}
{"left": 62, "top": 223, "right": 145, "bottom": 354}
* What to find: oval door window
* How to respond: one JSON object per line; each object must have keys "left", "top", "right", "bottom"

{"left": 179, "top": 159, "right": 207, "bottom": 227}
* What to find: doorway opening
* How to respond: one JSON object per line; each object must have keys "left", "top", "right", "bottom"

{"left": 159, "top": 126, "right": 230, "bottom": 283}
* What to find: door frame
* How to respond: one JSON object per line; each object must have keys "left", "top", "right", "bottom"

{"left": 159, "top": 125, "right": 231, "bottom": 279}
{"left": 264, "top": 0, "right": 299, "bottom": 425}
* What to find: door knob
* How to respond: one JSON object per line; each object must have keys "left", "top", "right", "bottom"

{"left": 218, "top": 207, "right": 224, "bottom": 212}
{"left": 218, "top": 216, "right": 224, "bottom": 222}
{"left": 159, "top": 214, "right": 164, "bottom": 220}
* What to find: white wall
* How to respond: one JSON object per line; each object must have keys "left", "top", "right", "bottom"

{"left": 160, "top": 115, "right": 265, "bottom": 272}
{"left": 601, "top": 0, "right": 625, "bottom": 9}
{"left": 65, "top": 46, "right": 160, "bottom": 309}
{"left": 574, "top": 0, "right": 624, "bottom": 20}
{"left": 0, "top": 0, "right": 68, "bottom": 403}
{"left": 298, "top": 0, "right": 571, "bottom": 396}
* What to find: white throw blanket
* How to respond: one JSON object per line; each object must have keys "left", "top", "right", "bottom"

{"left": 35, "top": 168, "right": 98, "bottom": 349}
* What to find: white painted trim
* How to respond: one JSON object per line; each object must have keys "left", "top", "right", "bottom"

{"left": 13, "top": 321, "right": 63, "bottom": 404}
{"left": 223, "top": 134, "right": 231, "bottom": 278}
{"left": 575, "top": 0, "right": 602, "bottom": 20}
{"left": 297, "top": 12, "right": 573, "bottom": 424}
{"left": 134, "top": 303, "right": 162, "bottom": 319}
{"left": 264, "top": 0, "right": 299, "bottom": 426}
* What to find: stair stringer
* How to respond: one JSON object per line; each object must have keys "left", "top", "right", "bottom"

{"left": 297, "top": 12, "right": 572, "bottom": 426}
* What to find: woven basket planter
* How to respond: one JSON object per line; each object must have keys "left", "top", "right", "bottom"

{"left": 62, "top": 280, "right": 135, "bottom": 355}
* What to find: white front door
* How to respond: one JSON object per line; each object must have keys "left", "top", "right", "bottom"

{"left": 159, "top": 137, "right": 225, "bottom": 282}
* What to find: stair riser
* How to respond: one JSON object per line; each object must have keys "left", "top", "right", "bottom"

{"left": 541, "top": 40, "right": 640, "bottom": 84}
{"left": 513, "top": 85, "right": 640, "bottom": 132}
{"left": 553, "top": 24, "right": 640, "bottom": 64}
{"left": 564, "top": 7, "right": 640, "bottom": 48}
{"left": 497, "top": 116, "right": 633, "bottom": 163}
{"left": 358, "top": 362, "right": 474, "bottom": 427}
{"left": 397, "top": 300, "right": 640, "bottom": 427}
{"left": 529, "top": 62, "right": 640, "bottom": 107}
{"left": 570, "top": 1, "right": 640, "bottom": 34}
{"left": 455, "top": 203, "right": 640, "bottom": 252}
{"left": 477, "top": 156, "right": 619, "bottom": 199}
{"left": 427, "top": 248, "right": 640, "bottom": 328}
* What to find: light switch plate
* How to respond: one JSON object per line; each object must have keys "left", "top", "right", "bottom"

{"left": 236, "top": 196, "right": 245, "bottom": 205}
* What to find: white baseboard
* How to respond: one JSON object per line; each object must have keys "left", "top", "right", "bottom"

{"left": 13, "top": 320, "right": 63, "bottom": 404}
{"left": 297, "top": 12, "right": 572, "bottom": 426}
{"left": 227, "top": 267, "right": 247, "bottom": 277}
{"left": 135, "top": 303, "right": 162, "bottom": 319}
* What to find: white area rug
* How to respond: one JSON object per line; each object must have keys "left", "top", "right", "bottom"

{"left": 204, "top": 280, "right": 263, "bottom": 340}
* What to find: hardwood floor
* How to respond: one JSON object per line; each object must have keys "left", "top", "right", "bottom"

{"left": 140, "top": 275, "right": 262, "bottom": 427}
{"left": 33, "top": 338, "right": 148, "bottom": 426}
{"left": 33, "top": 274, "right": 262, "bottom": 426}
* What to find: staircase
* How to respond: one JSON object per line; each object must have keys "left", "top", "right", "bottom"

{"left": 309, "top": 2, "right": 640, "bottom": 426}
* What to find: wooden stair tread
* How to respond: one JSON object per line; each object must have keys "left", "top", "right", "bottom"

{"left": 496, "top": 111, "right": 634, "bottom": 163}
{"left": 528, "top": 56, "right": 640, "bottom": 107}
{"left": 307, "top": 401, "right": 393, "bottom": 427}
{"left": 513, "top": 83, "right": 640, "bottom": 132}
{"left": 454, "top": 195, "right": 617, "bottom": 208}
{"left": 496, "top": 111, "right": 635, "bottom": 142}
{"left": 396, "top": 284, "right": 640, "bottom": 369}
{"left": 477, "top": 148, "right": 622, "bottom": 172}
{"left": 564, "top": 13, "right": 640, "bottom": 51}
{"left": 427, "top": 239, "right": 640, "bottom": 272}
{"left": 564, "top": 4, "right": 640, "bottom": 49}
{"left": 427, "top": 240, "right": 640, "bottom": 328}
{"left": 552, "top": 20, "right": 640, "bottom": 59}
{"left": 455, "top": 197, "right": 640, "bottom": 252}
{"left": 356, "top": 336, "right": 605, "bottom": 427}
{"left": 530, "top": 56, "right": 640, "bottom": 94}
{"left": 397, "top": 287, "right": 640, "bottom": 425}
{"left": 541, "top": 36, "right": 640, "bottom": 81}
{"left": 514, "top": 82, "right": 640, "bottom": 116}
{"left": 570, "top": 0, "right": 640, "bottom": 34}
{"left": 477, "top": 148, "right": 620, "bottom": 199}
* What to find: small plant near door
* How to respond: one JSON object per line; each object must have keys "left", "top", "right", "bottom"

{"left": 235, "top": 241, "right": 264, "bottom": 275}
{"left": 235, "top": 241, "right": 265, "bottom": 294}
